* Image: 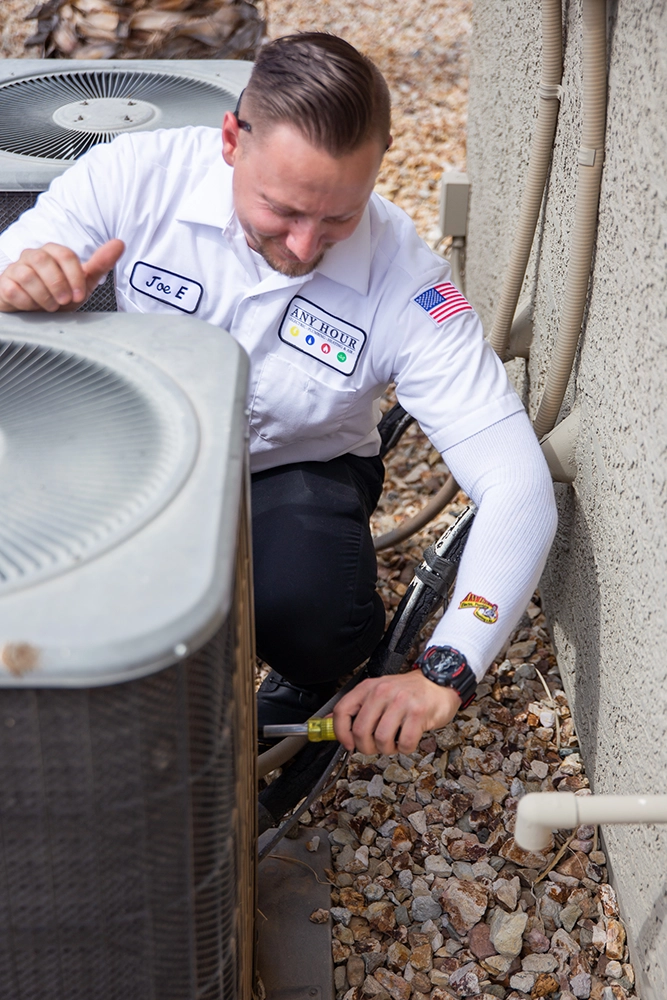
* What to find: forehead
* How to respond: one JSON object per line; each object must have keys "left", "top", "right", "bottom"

{"left": 238, "top": 123, "right": 383, "bottom": 211}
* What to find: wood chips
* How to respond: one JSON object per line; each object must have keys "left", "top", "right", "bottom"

{"left": 11, "top": 0, "right": 265, "bottom": 61}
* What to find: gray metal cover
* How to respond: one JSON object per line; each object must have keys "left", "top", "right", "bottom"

{"left": 0, "top": 312, "right": 249, "bottom": 687}
{"left": 0, "top": 59, "right": 252, "bottom": 190}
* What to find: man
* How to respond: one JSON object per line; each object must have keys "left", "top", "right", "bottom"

{"left": 0, "top": 33, "right": 557, "bottom": 755}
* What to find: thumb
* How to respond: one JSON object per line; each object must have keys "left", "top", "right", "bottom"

{"left": 83, "top": 239, "right": 125, "bottom": 283}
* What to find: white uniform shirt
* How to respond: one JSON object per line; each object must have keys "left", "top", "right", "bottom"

{"left": 0, "top": 127, "right": 523, "bottom": 473}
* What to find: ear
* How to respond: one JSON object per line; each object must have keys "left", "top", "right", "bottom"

{"left": 222, "top": 110, "right": 241, "bottom": 166}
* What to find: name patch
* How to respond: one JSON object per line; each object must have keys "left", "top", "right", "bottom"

{"left": 130, "top": 261, "right": 203, "bottom": 314}
{"left": 279, "top": 296, "right": 366, "bottom": 376}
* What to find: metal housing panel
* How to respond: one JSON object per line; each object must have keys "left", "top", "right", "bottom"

{"left": 0, "top": 311, "right": 249, "bottom": 686}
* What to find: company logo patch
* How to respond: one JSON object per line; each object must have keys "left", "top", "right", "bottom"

{"left": 413, "top": 281, "right": 472, "bottom": 326}
{"left": 130, "top": 261, "right": 203, "bottom": 314}
{"left": 279, "top": 296, "right": 367, "bottom": 376}
{"left": 458, "top": 592, "right": 499, "bottom": 624}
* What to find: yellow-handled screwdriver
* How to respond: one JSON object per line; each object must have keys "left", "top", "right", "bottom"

{"left": 263, "top": 717, "right": 337, "bottom": 741}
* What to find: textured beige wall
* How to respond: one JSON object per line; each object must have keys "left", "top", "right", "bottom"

{"left": 466, "top": 2, "right": 667, "bottom": 997}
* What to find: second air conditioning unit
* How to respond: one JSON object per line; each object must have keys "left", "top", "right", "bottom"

{"left": 0, "top": 58, "right": 251, "bottom": 310}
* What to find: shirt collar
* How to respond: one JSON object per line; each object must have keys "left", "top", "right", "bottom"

{"left": 175, "top": 153, "right": 234, "bottom": 230}
{"left": 314, "top": 206, "right": 371, "bottom": 296}
{"left": 176, "top": 153, "right": 372, "bottom": 297}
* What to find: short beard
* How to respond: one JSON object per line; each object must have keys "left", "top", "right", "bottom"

{"left": 249, "top": 233, "right": 329, "bottom": 277}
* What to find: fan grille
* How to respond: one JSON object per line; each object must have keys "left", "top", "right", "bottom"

{"left": 0, "top": 338, "right": 198, "bottom": 593}
{"left": 0, "top": 70, "right": 237, "bottom": 161}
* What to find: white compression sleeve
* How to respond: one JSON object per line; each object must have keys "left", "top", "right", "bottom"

{"left": 428, "top": 408, "right": 558, "bottom": 679}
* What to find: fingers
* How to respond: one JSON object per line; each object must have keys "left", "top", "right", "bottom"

{"left": 333, "top": 673, "right": 463, "bottom": 756}
{"left": 334, "top": 677, "right": 409, "bottom": 755}
{"left": 333, "top": 684, "right": 368, "bottom": 752}
{"left": 83, "top": 239, "right": 125, "bottom": 289}
{"left": 0, "top": 240, "right": 125, "bottom": 313}
{"left": 0, "top": 244, "right": 85, "bottom": 312}
{"left": 0, "top": 275, "right": 39, "bottom": 312}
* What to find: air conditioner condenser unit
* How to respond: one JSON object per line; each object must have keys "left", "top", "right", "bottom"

{"left": 0, "top": 59, "right": 252, "bottom": 312}
{"left": 0, "top": 310, "right": 255, "bottom": 1000}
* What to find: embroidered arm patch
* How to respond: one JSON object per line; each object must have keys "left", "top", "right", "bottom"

{"left": 459, "top": 592, "right": 499, "bottom": 624}
{"left": 413, "top": 281, "right": 472, "bottom": 326}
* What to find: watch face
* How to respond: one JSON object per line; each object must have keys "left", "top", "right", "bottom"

{"left": 421, "top": 646, "right": 466, "bottom": 681}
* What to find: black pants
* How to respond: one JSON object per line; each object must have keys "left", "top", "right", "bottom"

{"left": 251, "top": 454, "right": 386, "bottom": 687}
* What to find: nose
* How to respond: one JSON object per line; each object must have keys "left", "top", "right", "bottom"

{"left": 285, "top": 220, "right": 324, "bottom": 263}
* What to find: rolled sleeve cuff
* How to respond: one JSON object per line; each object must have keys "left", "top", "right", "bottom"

{"left": 426, "top": 391, "right": 525, "bottom": 454}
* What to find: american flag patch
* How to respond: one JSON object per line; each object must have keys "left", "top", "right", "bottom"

{"left": 413, "top": 281, "right": 473, "bottom": 325}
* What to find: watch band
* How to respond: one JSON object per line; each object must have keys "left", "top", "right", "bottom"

{"left": 415, "top": 645, "right": 478, "bottom": 708}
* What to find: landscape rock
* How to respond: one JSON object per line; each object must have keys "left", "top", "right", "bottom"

{"left": 522, "top": 953, "right": 558, "bottom": 974}
{"left": 465, "top": 921, "right": 494, "bottom": 961}
{"left": 384, "top": 763, "right": 411, "bottom": 784}
{"left": 374, "top": 969, "right": 411, "bottom": 1000}
{"left": 493, "top": 876, "right": 520, "bottom": 910}
{"left": 570, "top": 971, "right": 592, "bottom": 998}
{"left": 482, "top": 953, "right": 514, "bottom": 976}
{"left": 347, "top": 956, "right": 366, "bottom": 987}
{"left": 509, "top": 970, "right": 536, "bottom": 992}
{"left": 605, "top": 919, "right": 626, "bottom": 960}
{"left": 439, "top": 878, "right": 488, "bottom": 933}
{"left": 525, "top": 927, "right": 551, "bottom": 953}
{"left": 424, "top": 855, "right": 453, "bottom": 877}
{"left": 408, "top": 810, "right": 428, "bottom": 835}
{"left": 489, "top": 907, "right": 528, "bottom": 957}
{"left": 411, "top": 895, "right": 442, "bottom": 922}
{"left": 409, "top": 943, "right": 433, "bottom": 972}
{"left": 449, "top": 963, "right": 481, "bottom": 997}
{"left": 500, "top": 837, "right": 550, "bottom": 870}
{"left": 532, "top": 973, "right": 560, "bottom": 996}
{"left": 387, "top": 942, "right": 410, "bottom": 972}
{"left": 366, "top": 902, "right": 396, "bottom": 934}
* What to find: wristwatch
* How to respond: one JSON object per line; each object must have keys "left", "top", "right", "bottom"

{"left": 415, "top": 645, "right": 477, "bottom": 708}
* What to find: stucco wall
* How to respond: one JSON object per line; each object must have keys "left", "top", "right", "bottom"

{"left": 466, "top": 2, "right": 667, "bottom": 997}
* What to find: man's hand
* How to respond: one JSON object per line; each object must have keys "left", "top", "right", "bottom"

{"left": 0, "top": 239, "right": 125, "bottom": 313}
{"left": 333, "top": 671, "right": 462, "bottom": 755}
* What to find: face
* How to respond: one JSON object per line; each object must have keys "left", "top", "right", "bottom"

{"left": 222, "top": 112, "right": 386, "bottom": 277}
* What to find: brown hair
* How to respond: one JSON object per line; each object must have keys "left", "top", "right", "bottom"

{"left": 243, "top": 33, "right": 391, "bottom": 156}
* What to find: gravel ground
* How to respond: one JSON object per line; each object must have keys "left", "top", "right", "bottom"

{"left": 302, "top": 614, "right": 638, "bottom": 1000}
{"left": 0, "top": 5, "right": 639, "bottom": 997}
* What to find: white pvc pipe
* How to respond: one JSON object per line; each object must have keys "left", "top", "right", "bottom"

{"left": 515, "top": 792, "right": 667, "bottom": 852}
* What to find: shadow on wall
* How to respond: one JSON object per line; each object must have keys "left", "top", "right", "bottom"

{"left": 635, "top": 873, "right": 667, "bottom": 1000}
{"left": 543, "top": 485, "right": 667, "bottom": 989}
{"left": 542, "top": 482, "right": 602, "bottom": 775}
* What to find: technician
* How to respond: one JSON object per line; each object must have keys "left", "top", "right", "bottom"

{"left": 0, "top": 33, "right": 557, "bottom": 755}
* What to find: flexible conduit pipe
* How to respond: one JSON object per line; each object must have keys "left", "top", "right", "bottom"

{"left": 515, "top": 792, "right": 667, "bottom": 853}
{"left": 533, "top": 0, "right": 607, "bottom": 438}
{"left": 375, "top": 0, "right": 564, "bottom": 552}
{"left": 374, "top": 474, "right": 458, "bottom": 551}
{"left": 488, "top": 0, "right": 563, "bottom": 359}
{"left": 379, "top": 0, "right": 606, "bottom": 546}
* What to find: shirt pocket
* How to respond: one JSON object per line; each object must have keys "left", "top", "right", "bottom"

{"left": 249, "top": 353, "right": 357, "bottom": 448}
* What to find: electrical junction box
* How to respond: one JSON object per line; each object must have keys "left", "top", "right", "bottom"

{"left": 439, "top": 170, "right": 470, "bottom": 238}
